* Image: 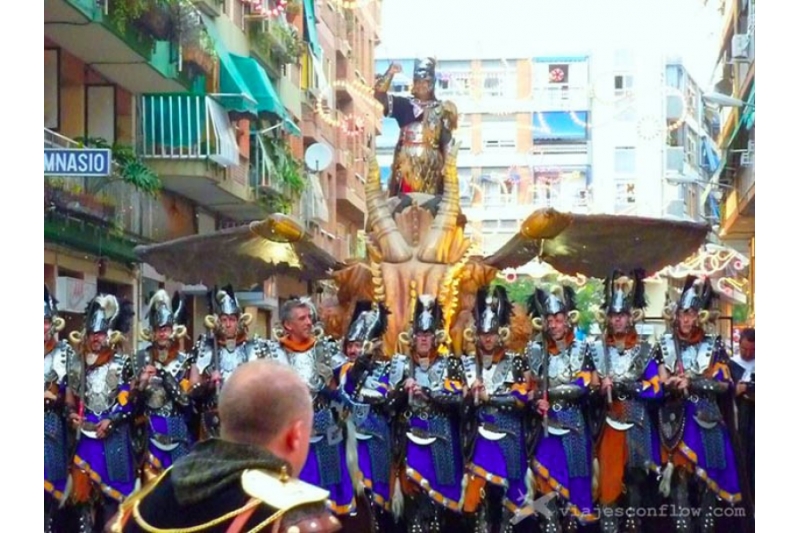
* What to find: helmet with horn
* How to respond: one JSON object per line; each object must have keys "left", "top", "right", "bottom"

{"left": 141, "top": 289, "right": 188, "bottom": 342}
{"left": 413, "top": 294, "right": 444, "bottom": 336}
{"left": 527, "top": 285, "right": 580, "bottom": 332}
{"left": 664, "top": 275, "right": 717, "bottom": 326}
{"left": 345, "top": 300, "right": 390, "bottom": 355}
{"left": 465, "top": 285, "right": 513, "bottom": 345}
{"left": 205, "top": 284, "right": 253, "bottom": 334}
{"left": 44, "top": 284, "right": 65, "bottom": 337}
{"left": 596, "top": 268, "right": 648, "bottom": 326}
{"left": 85, "top": 294, "right": 119, "bottom": 334}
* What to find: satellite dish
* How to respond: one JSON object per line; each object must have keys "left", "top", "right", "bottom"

{"left": 304, "top": 143, "right": 333, "bottom": 173}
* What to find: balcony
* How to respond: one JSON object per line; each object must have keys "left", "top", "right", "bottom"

{"left": 720, "top": 160, "right": 755, "bottom": 241}
{"left": 336, "top": 167, "right": 366, "bottom": 223}
{"left": 137, "top": 93, "right": 266, "bottom": 221}
{"left": 44, "top": 0, "right": 193, "bottom": 93}
{"left": 249, "top": 18, "right": 302, "bottom": 78}
{"left": 44, "top": 128, "right": 157, "bottom": 262}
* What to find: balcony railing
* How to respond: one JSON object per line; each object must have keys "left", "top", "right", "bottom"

{"left": 138, "top": 94, "right": 239, "bottom": 167}
{"left": 250, "top": 133, "right": 289, "bottom": 198}
{"left": 44, "top": 128, "right": 158, "bottom": 240}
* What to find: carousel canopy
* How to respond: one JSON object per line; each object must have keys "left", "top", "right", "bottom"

{"left": 133, "top": 219, "right": 343, "bottom": 287}
{"left": 484, "top": 213, "right": 710, "bottom": 278}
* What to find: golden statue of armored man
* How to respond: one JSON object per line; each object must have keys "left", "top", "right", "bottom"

{"left": 374, "top": 57, "right": 459, "bottom": 196}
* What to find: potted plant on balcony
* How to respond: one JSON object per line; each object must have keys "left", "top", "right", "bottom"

{"left": 134, "top": 0, "right": 178, "bottom": 41}
{"left": 176, "top": 3, "right": 217, "bottom": 76}
{"left": 109, "top": 0, "right": 178, "bottom": 40}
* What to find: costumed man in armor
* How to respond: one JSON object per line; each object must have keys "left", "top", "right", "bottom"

{"left": 190, "top": 285, "right": 264, "bottom": 439}
{"left": 110, "top": 360, "right": 342, "bottom": 533}
{"left": 261, "top": 297, "right": 357, "bottom": 519}
{"left": 391, "top": 295, "right": 468, "bottom": 533}
{"left": 525, "top": 285, "right": 598, "bottom": 532}
{"left": 590, "top": 270, "right": 664, "bottom": 533}
{"left": 461, "top": 285, "right": 533, "bottom": 533}
{"left": 730, "top": 327, "right": 754, "bottom": 502}
{"left": 374, "top": 58, "right": 458, "bottom": 196}
{"left": 339, "top": 301, "right": 401, "bottom": 533}
{"left": 65, "top": 293, "right": 136, "bottom": 532}
{"left": 133, "top": 290, "right": 193, "bottom": 482}
{"left": 44, "top": 285, "right": 74, "bottom": 532}
{"left": 655, "top": 276, "right": 747, "bottom": 533}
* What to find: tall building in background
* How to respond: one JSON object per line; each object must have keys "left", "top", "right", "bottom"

{"left": 44, "top": 0, "right": 380, "bottom": 344}
{"left": 375, "top": 52, "right": 717, "bottom": 260}
{"left": 708, "top": 0, "right": 755, "bottom": 325}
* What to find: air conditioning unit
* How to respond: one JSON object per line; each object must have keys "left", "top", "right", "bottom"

{"left": 747, "top": 139, "right": 755, "bottom": 152}
{"left": 740, "top": 151, "right": 754, "bottom": 166}
{"left": 731, "top": 34, "right": 750, "bottom": 61}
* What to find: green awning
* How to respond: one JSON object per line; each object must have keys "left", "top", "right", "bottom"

{"left": 743, "top": 83, "right": 755, "bottom": 130}
{"left": 200, "top": 13, "right": 299, "bottom": 135}
{"left": 230, "top": 54, "right": 300, "bottom": 136}
{"left": 303, "top": 0, "right": 322, "bottom": 58}
{"left": 200, "top": 13, "right": 258, "bottom": 114}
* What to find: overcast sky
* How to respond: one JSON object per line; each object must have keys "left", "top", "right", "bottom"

{"left": 376, "top": 0, "right": 724, "bottom": 86}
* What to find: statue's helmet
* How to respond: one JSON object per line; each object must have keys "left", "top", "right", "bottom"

{"left": 413, "top": 57, "right": 436, "bottom": 83}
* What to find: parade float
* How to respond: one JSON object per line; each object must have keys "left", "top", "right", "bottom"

{"left": 134, "top": 145, "right": 709, "bottom": 355}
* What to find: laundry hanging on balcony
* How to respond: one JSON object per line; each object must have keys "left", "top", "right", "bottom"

{"left": 303, "top": 0, "right": 322, "bottom": 59}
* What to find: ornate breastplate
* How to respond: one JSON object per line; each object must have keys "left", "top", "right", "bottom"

{"left": 661, "top": 334, "right": 714, "bottom": 376}
{"left": 527, "top": 340, "right": 586, "bottom": 386}
{"left": 356, "top": 362, "right": 392, "bottom": 402}
{"left": 411, "top": 356, "right": 448, "bottom": 391}
{"left": 591, "top": 340, "right": 650, "bottom": 382}
{"left": 82, "top": 355, "right": 129, "bottom": 416}
{"left": 44, "top": 341, "right": 70, "bottom": 386}
{"left": 463, "top": 353, "right": 517, "bottom": 395}
{"left": 143, "top": 351, "right": 191, "bottom": 414}
{"left": 195, "top": 338, "right": 264, "bottom": 380}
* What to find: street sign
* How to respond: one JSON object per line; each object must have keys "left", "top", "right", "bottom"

{"left": 44, "top": 148, "right": 112, "bottom": 177}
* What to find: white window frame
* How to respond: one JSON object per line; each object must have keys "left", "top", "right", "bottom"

{"left": 614, "top": 146, "right": 636, "bottom": 175}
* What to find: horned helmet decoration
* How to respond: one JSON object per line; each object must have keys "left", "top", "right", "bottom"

{"left": 398, "top": 294, "right": 446, "bottom": 349}
{"left": 204, "top": 284, "right": 253, "bottom": 333}
{"left": 44, "top": 284, "right": 66, "bottom": 337}
{"left": 69, "top": 293, "right": 135, "bottom": 348}
{"left": 344, "top": 300, "right": 390, "bottom": 356}
{"left": 595, "top": 268, "right": 648, "bottom": 327}
{"left": 527, "top": 285, "right": 580, "bottom": 332}
{"left": 140, "top": 289, "right": 189, "bottom": 342}
{"left": 663, "top": 275, "right": 718, "bottom": 326}
{"left": 464, "top": 285, "right": 513, "bottom": 346}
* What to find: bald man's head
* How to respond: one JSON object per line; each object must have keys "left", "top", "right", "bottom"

{"left": 218, "top": 360, "right": 313, "bottom": 474}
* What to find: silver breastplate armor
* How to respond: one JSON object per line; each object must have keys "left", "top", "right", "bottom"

{"left": 463, "top": 353, "right": 518, "bottom": 395}
{"left": 72, "top": 354, "right": 130, "bottom": 416}
{"left": 527, "top": 339, "right": 587, "bottom": 386}
{"left": 591, "top": 340, "right": 651, "bottom": 382}
{"left": 45, "top": 341, "right": 70, "bottom": 386}
{"left": 263, "top": 338, "right": 346, "bottom": 395}
{"left": 139, "top": 349, "right": 191, "bottom": 413}
{"left": 661, "top": 334, "right": 714, "bottom": 376}
{"left": 356, "top": 361, "right": 392, "bottom": 402}
{"left": 195, "top": 337, "right": 265, "bottom": 380}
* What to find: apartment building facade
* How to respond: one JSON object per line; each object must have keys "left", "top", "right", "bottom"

{"left": 375, "top": 52, "right": 715, "bottom": 259}
{"left": 44, "top": 0, "right": 379, "bottom": 344}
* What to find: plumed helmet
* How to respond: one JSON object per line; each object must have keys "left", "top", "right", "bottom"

{"left": 473, "top": 285, "right": 512, "bottom": 334}
{"left": 413, "top": 294, "right": 443, "bottom": 334}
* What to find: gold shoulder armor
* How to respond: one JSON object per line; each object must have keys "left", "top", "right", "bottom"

{"left": 241, "top": 469, "right": 330, "bottom": 510}
{"left": 442, "top": 100, "right": 459, "bottom": 129}
{"left": 242, "top": 469, "right": 341, "bottom": 533}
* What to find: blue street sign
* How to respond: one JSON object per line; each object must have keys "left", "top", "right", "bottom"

{"left": 44, "top": 148, "right": 112, "bottom": 177}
